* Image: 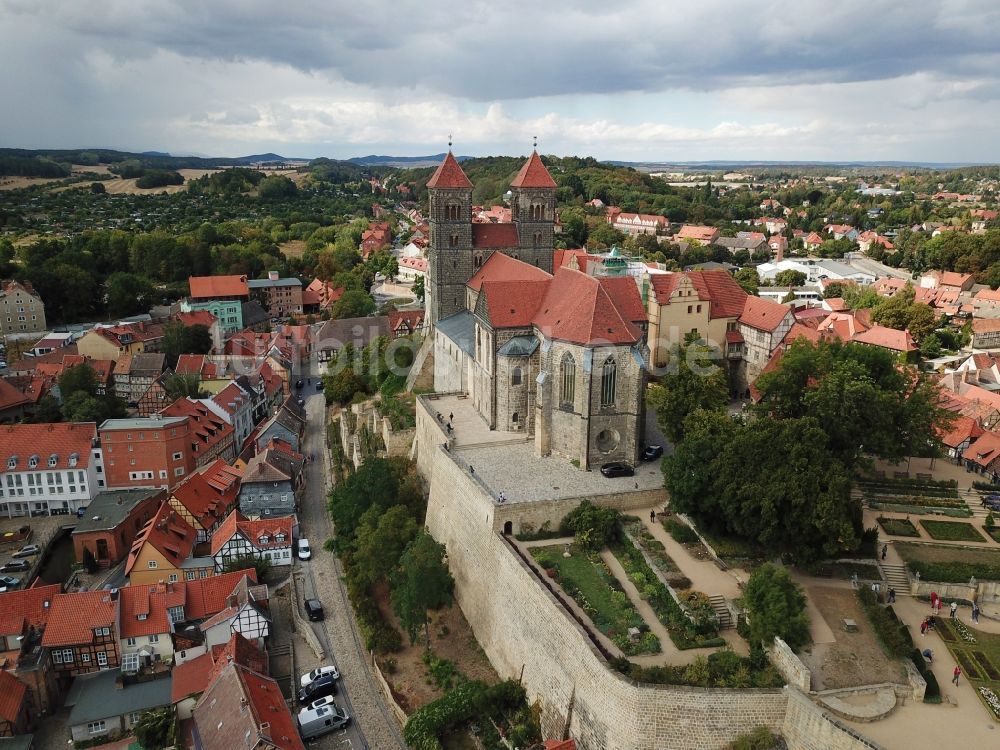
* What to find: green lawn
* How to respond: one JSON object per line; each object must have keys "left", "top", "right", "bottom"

{"left": 896, "top": 543, "right": 1000, "bottom": 582}
{"left": 531, "top": 545, "right": 660, "bottom": 656}
{"left": 877, "top": 516, "right": 920, "bottom": 537}
{"left": 989, "top": 528, "right": 1000, "bottom": 543}
{"left": 919, "top": 520, "right": 986, "bottom": 542}
{"left": 934, "top": 618, "right": 1000, "bottom": 720}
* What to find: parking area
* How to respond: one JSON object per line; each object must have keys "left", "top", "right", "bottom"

{"left": 0, "top": 514, "right": 68, "bottom": 589}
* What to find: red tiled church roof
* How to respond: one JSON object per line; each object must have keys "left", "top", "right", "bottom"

{"left": 510, "top": 151, "right": 557, "bottom": 189}
{"left": 426, "top": 151, "right": 472, "bottom": 189}
{"left": 468, "top": 252, "right": 550, "bottom": 291}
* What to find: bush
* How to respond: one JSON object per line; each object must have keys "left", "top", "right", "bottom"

{"left": 422, "top": 650, "right": 463, "bottom": 690}
{"left": 610, "top": 650, "right": 783, "bottom": 689}
{"left": 904, "top": 559, "right": 1000, "bottom": 583}
{"left": 403, "top": 680, "right": 525, "bottom": 750}
{"left": 135, "top": 170, "right": 184, "bottom": 189}
{"left": 919, "top": 520, "right": 986, "bottom": 542}
{"left": 744, "top": 564, "right": 810, "bottom": 650}
{"left": 877, "top": 516, "right": 920, "bottom": 537}
{"left": 909, "top": 648, "right": 942, "bottom": 703}
{"left": 662, "top": 517, "right": 699, "bottom": 544}
{"left": 725, "top": 727, "right": 782, "bottom": 750}
{"left": 559, "top": 501, "right": 621, "bottom": 550}
{"left": 857, "top": 589, "right": 912, "bottom": 657}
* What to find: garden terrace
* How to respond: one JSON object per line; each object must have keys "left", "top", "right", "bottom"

{"left": 934, "top": 618, "right": 1000, "bottom": 720}
{"left": 919, "top": 520, "right": 987, "bottom": 542}
{"left": 896, "top": 542, "right": 1000, "bottom": 582}
{"left": 877, "top": 516, "right": 920, "bottom": 537}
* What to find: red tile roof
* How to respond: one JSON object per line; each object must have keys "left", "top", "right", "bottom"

{"left": 426, "top": 152, "right": 473, "bottom": 189}
{"left": 940, "top": 415, "right": 985, "bottom": 449}
{"left": 543, "top": 742, "right": 577, "bottom": 750}
{"left": 852, "top": 325, "right": 917, "bottom": 353}
{"left": 388, "top": 309, "right": 425, "bottom": 334}
{"left": 125, "top": 503, "right": 199, "bottom": 576}
{"left": 184, "top": 570, "right": 257, "bottom": 620}
{"left": 479, "top": 280, "right": 550, "bottom": 327}
{"left": 468, "top": 252, "right": 550, "bottom": 291}
{"left": 172, "top": 632, "right": 268, "bottom": 704}
{"left": 510, "top": 151, "right": 557, "bottom": 189}
{"left": 42, "top": 590, "right": 117, "bottom": 646}
{"left": 471, "top": 223, "right": 519, "bottom": 248}
{"left": 211, "top": 511, "right": 293, "bottom": 556}
{"left": 189, "top": 275, "right": 249, "bottom": 299}
{"left": 119, "top": 581, "right": 186, "bottom": 638}
{"left": 171, "top": 460, "right": 241, "bottom": 531}
{"left": 533, "top": 267, "right": 642, "bottom": 345}
{"left": 817, "top": 312, "right": 869, "bottom": 340}
{"left": 598, "top": 276, "right": 646, "bottom": 324}
{"left": 676, "top": 225, "right": 719, "bottom": 243}
{"left": 0, "top": 669, "right": 27, "bottom": 724}
{"left": 553, "top": 249, "right": 589, "bottom": 269}
{"left": 0, "top": 422, "right": 98, "bottom": 471}
{"left": 963, "top": 430, "right": 1000, "bottom": 468}
{"left": 171, "top": 651, "right": 215, "bottom": 704}
{"left": 160, "top": 397, "right": 234, "bottom": 458}
{"left": 973, "top": 318, "right": 1000, "bottom": 334}
{"left": 172, "top": 310, "right": 218, "bottom": 328}
{"left": 739, "top": 296, "right": 792, "bottom": 332}
{"left": 0, "top": 377, "right": 29, "bottom": 412}
{"left": 0, "top": 583, "right": 61, "bottom": 636}
{"left": 649, "top": 271, "right": 748, "bottom": 319}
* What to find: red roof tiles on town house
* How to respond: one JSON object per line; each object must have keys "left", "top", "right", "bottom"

{"left": 210, "top": 511, "right": 293, "bottom": 556}
{"left": 467, "top": 252, "right": 551, "bottom": 291}
{"left": 739, "top": 296, "right": 792, "bottom": 333}
{"left": 426, "top": 151, "right": 473, "bottom": 189}
{"left": 160, "top": 397, "right": 234, "bottom": 458}
{"left": 125, "top": 503, "right": 199, "bottom": 576}
{"left": 0, "top": 377, "right": 29, "bottom": 412}
{"left": 171, "top": 459, "right": 241, "bottom": 530}
{"left": 0, "top": 583, "right": 61, "bottom": 636}
{"left": 171, "top": 310, "right": 218, "bottom": 329}
{"left": 963, "top": 430, "right": 1000, "bottom": 468}
{"left": 939, "top": 415, "right": 984, "bottom": 449}
{"left": 171, "top": 651, "right": 215, "bottom": 705}
{"left": 510, "top": 151, "right": 558, "bottom": 189}
{"left": 184, "top": 570, "right": 258, "bottom": 620}
{"left": 119, "top": 581, "right": 186, "bottom": 639}
{"left": 42, "top": 589, "right": 117, "bottom": 646}
{"left": 471, "top": 223, "right": 520, "bottom": 248}
{"left": 553, "top": 249, "right": 589, "bottom": 269}
{"left": 188, "top": 275, "right": 249, "bottom": 300}
{"left": 852, "top": 324, "right": 917, "bottom": 353}
{"left": 0, "top": 422, "right": 98, "bottom": 471}
{"left": 0, "top": 669, "right": 27, "bottom": 725}
{"left": 649, "top": 271, "right": 749, "bottom": 319}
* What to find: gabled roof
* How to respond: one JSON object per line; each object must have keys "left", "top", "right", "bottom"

{"left": 0, "top": 583, "right": 61, "bottom": 636}
{"left": 211, "top": 511, "right": 293, "bottom": 555}
{"left": 510, "top": 151, "right": 557, "bottom": 189}
{"left": 160, "top": 397, "right": 234, "bottom": 457}
{"left": 119, "top": 581, "right": 186, "bottom": 638}
{"left": 598, "top": 276, "right": 647, "bottom": 324}
{"left": 0, "top": 422, "right": 98, "bottom": 471}
{"left": 471, "top": 223, "right": 519, "bottom": 248}
{"left": 172, "top": 632, "right": 267, "bottom": 705}
{"left": 963, "top": 430, "right": 1000, "bottom": 468}
{"left": 184, "top": 570, "right": 258, "bottom": 621}
{"left": 940, "top": 415, "right": 985, "bottom": 449}
{"left": 125, "top": 503, "right": 198, "bottom": 576}
{"left": 478, "top": 280, "right": 550, "bottom": 328}
{"left": 189, "top": 275, "right": 249, "bottom": 299}
{"left": 533, "top": 267, "right": 642, "bottom": 346}
{"left": 171, "top": 459, "right": 241, "bottom": 530}
{"left": 0, "top": 669, "right": 27, "bottom": 725}
{"left": 738, "top": 296, "right": 792, "bottom": 332}
{"left": 426, "top": 151, "right": 472, "bottom": 189}
{"left": 42, "top": 590, "right": 117, "bottom": 646}
{"left": 467, "top": 251, "right": 551, "bottom": 291}
{"left": 68, "top": 669, "right": 172, "bottom": 727}
{"left": 852, "top": 325, "right": 917, "bottom": 353}
{"left": 649, "top": 270, "right": 748, "bottom": 319}
{"left": 0, "top": 377, "right": 30, "bottom": 412}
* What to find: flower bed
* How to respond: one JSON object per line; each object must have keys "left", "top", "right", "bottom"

{"left": 956, "top": 650, "right": 984, "bottom": 680}
{"left": 877, "top": 516, "right": 920, "bottom": 537}
{"left": 919, "top": 520, "right": 986, "bottom": 542}
{"left": 979, "top": 686, "right": 1000, "bottom": 719}
{"left": 897, "top": 542, "right": 1000, "bottom": 582}
{"left": 612, "top": 535, "right": 724, "bottom": 651}
{"left": 531, "top": 545, "right": 660, "bottom": 656}
{"left": 868, "top": 501, "right": 972, "bottom": 518}
{"left": 865, "top": 493, "right": 967, "bottom": 508}
{"left": 623, "top": 520, "right": 691, "bottom": 589}
{"left": 973, "top": 651, "right": 1000, "bottom": 681}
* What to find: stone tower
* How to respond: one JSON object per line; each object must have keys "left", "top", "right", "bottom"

{"left": 426, "top": 151, "right": 474, "bottom": 326}
{"left": 510, "top": 150, "right": 557, "bottom": 274}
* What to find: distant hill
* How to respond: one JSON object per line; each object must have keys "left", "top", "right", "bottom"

{"left": 347, "top": 153, "right": 470, "bottom": 168}
{"left": 606, "top": 159, "right": 994, "bottom": 172}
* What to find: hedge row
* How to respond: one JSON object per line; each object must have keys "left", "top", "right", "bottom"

{"left": 857, "top": 588, "right": 913, "bottom": 658}
{"left": 909, "top": 648, "right": 942, "bottom": 703}
{"left": 904, "top": 559, "right": 1000, "bottom": 583}
{"left": 403, "top": 680, "right": 525, "bottom": 750}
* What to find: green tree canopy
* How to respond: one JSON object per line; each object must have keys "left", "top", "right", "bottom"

{"left": 162, "top": 373, "right": 209, "bottom": 401}
{"left": 773, "top": 269, "right": 807, "bottom": 287}
{"left": 733, "top": 267, "right": 760, "bottom": 295}
{"left": 58, "top": 363, "right": 98, "bottom": 400}
{"left": 221, "top": 555, "right": 272, "bottom": 581}
{"left": 647, "top": 343, "right": 730, "bottom": 443}
{"left": 349, "top": 504, "right": 420, "bottom": 588}
{"left": 162, "top": 322, "right": 213, "bottom": 368}
{"left": 331, "top": 289, "right": 376, "bottom": 319}
{"left": 132, "top": 707, "right": 176, "bottom": 750}
{"left": 391, "top": 531, "right": 454, "bottom": 647}
{"left": 743, "top": 563, "right": 811, "bottom": 650}
{"left": 413, "top": 274, "right": 425, "bottom": 301}
{"left": 105, "top": 272, "right": 156, "bottom": 318}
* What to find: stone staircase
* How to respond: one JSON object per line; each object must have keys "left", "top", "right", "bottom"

{"left": 879, "top": 563, "right": 911, "bottom": 595}
{"left": 708, "top": 594, "right": 732, "bottom": 629}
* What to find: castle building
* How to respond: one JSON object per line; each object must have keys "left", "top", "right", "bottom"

{"left": 429, "top": 152, "right": 649, "bottom": 469}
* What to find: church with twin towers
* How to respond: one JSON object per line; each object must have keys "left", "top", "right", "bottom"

{"left": 425, "top": 149, "right": 650, "bottom": 470}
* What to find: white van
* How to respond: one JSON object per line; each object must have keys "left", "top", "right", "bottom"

{"left": 297, "top": 704, "right": 350, "bottom": 740}
{"left": 297, "top": 538, "right": 311, "bottom": 560}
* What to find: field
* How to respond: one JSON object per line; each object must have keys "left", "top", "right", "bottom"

{"left": 919, "top": 520, "right": 986, "bottom": 542}
{"left": 279, "top": 240, "right": 309, "bottom": 258}
{"left": 0, "top": 176, "right": 63, "bottom": 191}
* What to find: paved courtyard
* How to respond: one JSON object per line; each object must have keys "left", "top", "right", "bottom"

{"left": 456, "top": 441, "right": 663, "bottom": 503}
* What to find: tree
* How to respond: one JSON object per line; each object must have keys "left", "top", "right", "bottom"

{"left": 81, "top": 546, "right": 98, "bottom": 574}
{"left": 733, "top": 267, "right": 760, "bottom": 295}
{"left": 328, "top": 457, "right": 407, "bottom": 543}
{"left": 221, "top": 555, "right": 273, "bottom": 581}
{"left": 559, "top": 500, "right": 621, "bottom": 550}
{"left": 58, "top": 364, "right": 99, "bottom": 400}
{"left": 62, "top": 392, "right": 114, "bottom": 423}
{"left": 413, "top": 274, "right": 425, "bottom": 301}
{"left": 391, "top": 531, "right": 454, "bottom": 647}
{"left": 258, "top": 174, "right": 298, "bottom": 199}
{"left": 349, "top": 505, "right": 420, "bottom": 588}
{"left": 647, "top": 343, "right": 730, "bottom": 443}
{"left": 920, "top": 333, "right": 942, "bottom": 359}
{"left": 163, "top": 373, "right": 209, "bottom": 400}
{"left": 823, "top": 282, "right": 846, "bottom": 299}
{"left": 132, "top": 707, "right": 175, "bottom": 750}
{"left": 89, "top": 181, "right": 106, "bottom": 194}
{"left": 325, "top": 367, "right": 368, "bottom": 405}
{"left": 331, "top": 289, "right": 376, "bottom": 319}
{"left": 743, "top": 564, "right": 810, "bottom": 650}
{"left": 162, "top": 322, "right": 214, "bottom": 368}
{"left": 774, "top": 269, "right": 807, "bottom": 287}
{"left": 105, "top": 272, "right": 155, "bottom": 318}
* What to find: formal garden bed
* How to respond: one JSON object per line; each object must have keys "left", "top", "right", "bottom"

{"left": 611, "top": 533, "right": 725, "bottom": 650}
{"left": 811, "top": 561, "right": 883, "bottom": 580}
{"left": 660, "top": 516, "right": 714, "bottom": 561}
{"left": 857, "top": 477, "right": 959, "bottom": 497}
{"left": 919, "top": 519, "right": 986, "bottom": 542}
{"left": 867, "top": 500, "right": 972, "bottom": 517}
{"left": 934, "top": 618, "right": 1000, "bottom": 719}
{"left": 622, "top": 518, "right": 691, "bottom": 589}
{"left": 896, "top": 543, "right": 1000, "bottom": 582}
{"left": 877, "top": 516, "right": 920, "bottom": 537}
{"left": 531, "top": 545, "right": 660, "bottom": 656}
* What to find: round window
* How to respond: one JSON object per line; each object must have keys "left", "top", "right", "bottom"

{"left": 595, "top": 429, "right": 620, "bottom": 453}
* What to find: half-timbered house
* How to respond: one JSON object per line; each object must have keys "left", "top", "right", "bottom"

{"left": 42, "top": 589, "right": 121, "bottom": 681}
{"left": 211, "top": 511, "right": 293, "bottom": 571}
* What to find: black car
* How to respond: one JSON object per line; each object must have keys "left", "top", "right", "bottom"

{"left": 642, "top": 445, "right": 664, "bottom": 461}
{"left": 305, "top": 598, "right": 325, "bottom": 622}
{"left": 600, "top": 462, "right": 634, "bottom": 478}
{"left": 1, "top": 560, "right": 30, "bottom": 572}
{"left": 317, "top": 380, "right": 324, "bottom": 390}
{"left": 295, "top": 379, "right": 303, "bottom": 389}
{"left": 297, "top": 673, "right": 338, "bottom": 703}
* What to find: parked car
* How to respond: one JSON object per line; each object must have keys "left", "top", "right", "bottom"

{"left": 984, "top": 495, "right": 1000, "bottom": 511}
{"left": 298, "top": 695, "right": 336, "bottom": 715}
{"left": 642, "top": 445, "right": 664, "bottom": 461}
{"left": 295, "top": 379, "right": 303, "bottom": 389}
{"left": 300, "top": 664, "right": 340, "bottom": 687}
{"left": 0, "top": 575, "right": 21, "bottom": 590}
{"left": 316, "top": 380, "right": 324, "bottom": 391}
{"left": 297, "top": 673, "right": 338, "bottom": 704}
{"left": 600, "top": 462, "right": 635, "bottom": 478}
{"left": 304, "top": 598, "right": 325, "bottom": 622}
{"left": 297, "top": 703, "right": 350, "bottom": 739}
{"left": 12, "top": 545, "right": 40, "bottom": 558}
{"left": 297, "top": 397, "right": 305, "bottom": 406}
{"left": 297, "top": 538, "right": 312, "bottom": 561}
{"left": 1, "top": 560, "right": 30, "bottom": 572}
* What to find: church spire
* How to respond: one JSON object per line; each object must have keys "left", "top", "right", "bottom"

{"left": 510, "top": 150, "right": 557, "bottom": 189}
{"left": 426, "top": 146, "right": 472, "bottom": 189}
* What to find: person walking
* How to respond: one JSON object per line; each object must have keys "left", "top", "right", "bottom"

{"left": 881, "top": 544, "right": 888, "bottom": 560}
{"left": 920, "top": 618, "right": 928, "bottom": 636}
{"left": 888, "top": 587, "right": 896, "bottom": 604}
{"left": 953, "top": 665, "right": 962, "bottom": 686}
{"left": 973, "top": 602, "right": 981, "bottom": 623}
{"left": 950, "top": 601, "right": 958, "bottom": 620}
{"left": 922, "top": 649, "right": 933, "bottom": 663}
{"left": 650, "top": 510, "right": 656, "bottom": 523}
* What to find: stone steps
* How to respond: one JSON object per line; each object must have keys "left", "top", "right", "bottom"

{"left": 814, "top": 687, "right": 898, "bottom": 723}
{"left": 457, "top": 436, "right": 533, "bottom": 450}
{"left": 880, "top": 563, "right": 911, "bottom": 595}
{"left": 708, "top": 594, "right": 732, "bottom": 629}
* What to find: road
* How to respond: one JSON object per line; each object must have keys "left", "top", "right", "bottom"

{"left": 295, "top": 374, "right": 407, "bottom": 750}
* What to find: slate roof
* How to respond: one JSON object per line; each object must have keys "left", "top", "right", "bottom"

{"left": 497, "top": 336, "right": 540, "bottom": 357}
{"left": 435, "top": 311, "right": 475, "bottom": 356}
{"left": 67, "top": 669, "right": 172, "bottom": 726}
{"left": 72, "top": 488, "right": 165, "bottom": 533}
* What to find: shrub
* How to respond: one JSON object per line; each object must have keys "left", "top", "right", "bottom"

{"left": 422, "top": 650, "right": 463, "bottom": 691}
{"left": 857, "top": 589, "right": 912, "bottom": 657}
{"left": 909, "top": 648, "right": 941, "bottom": 704}
{"left": 877, "top": 516, "right": 920, "bottom": 537}
{"left": 919, "top": 520, "right": 986, "bottom": 542}
{"left": 662, "top": 517, "right": 699, "bottom": 544}
{"left": 559, "top": 501, "right": 621, "bottom": 550}
{"left": 725, "top": 727, "right": 782, "bottom": 750}
{"left": 744, "top": 564, "right": 810, "bottom": 650}
{"left": 403, "top": 680, "right": 525, "bottom": 750}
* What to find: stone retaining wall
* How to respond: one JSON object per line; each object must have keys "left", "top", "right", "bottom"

{"left": 781, "top": 688, "right": 884, "bottom": 750}
{"left": 769, "top": 638, "right": 811, "bottom": 692}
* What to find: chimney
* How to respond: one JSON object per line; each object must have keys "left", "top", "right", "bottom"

{"left": 775, "top": 242, "right": 784, "bottom": 263}
{"left": 110, "top": 588, "right": 119, "bottom": 601}
{"left": 268, "top": 271, "right": 279, "bottom": 282}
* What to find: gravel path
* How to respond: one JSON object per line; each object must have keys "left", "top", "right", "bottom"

{"left": 297, "top": 382, "right": 407, "bottom": 750}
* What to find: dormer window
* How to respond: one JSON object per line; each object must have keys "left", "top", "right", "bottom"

{"left": 7, "top": 456, "right": 16, "bottom": 470}
{"left": 137, "top": 614, "right": 147, "bottom": 621}
{"left": 48, "top": 454, "right": 58, "bottom": 467}
{"left": 258, "top": 534, "right": 270, "bottom": 544}
{"left": 28, "top": 454, "right": 39, "bottom": 469}
{"left": 69, "top": 453, "right": 79, "bottom": 468}
{"left": 275, "top": 533, "right": 286, "bottom": 543}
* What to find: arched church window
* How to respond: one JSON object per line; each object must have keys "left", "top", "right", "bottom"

{"left": 601, "top": 357, "right": 617, "bottom": 407}
{"left": 511, "top": 367, "right": 522, "bottom": 386}
{"left": 560, "top": 353, "right": 576, "bottom": 406}
{"left": 449, "top": 233, "right": 459, "bottom": 248}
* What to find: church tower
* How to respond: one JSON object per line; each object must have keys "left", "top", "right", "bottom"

{"left": 510, "top": 150, "right": 557, "bottom": 273}
{"left": 426, "top": 151, "right": 474, "bottom": 326}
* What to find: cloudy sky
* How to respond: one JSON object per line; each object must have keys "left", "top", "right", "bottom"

{"left": 2, "top": 0, "right": 999, "bottom": 162}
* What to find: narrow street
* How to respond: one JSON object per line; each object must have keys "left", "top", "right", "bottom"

{"left": 295, "top": 373, "right": 407, "bottom": 750}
